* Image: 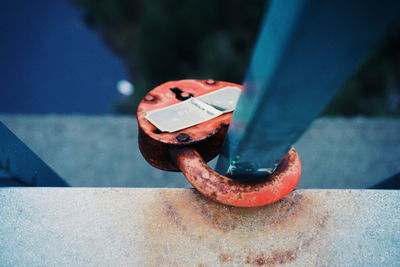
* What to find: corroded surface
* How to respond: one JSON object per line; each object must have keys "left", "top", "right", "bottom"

{"left": 1, "top": 188, "right": 399, "bottom": 266}
{"left": 173, "top": 148, "right": 301, "bottom": 207}
{"left": 137, "top": 79, "right": 242, "bottom": 171}
{"left": 137, "top": 79, "right": 242, "bottom": 146}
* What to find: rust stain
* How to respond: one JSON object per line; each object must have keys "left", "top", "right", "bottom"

{"left": 245, "top": 255, "right": 252, "bottom": 264}
{"left": 162, "top": 201, "right": 187, "bottom": 231}
{"left": 265, "top": 250, "right": 298, "bottom": 266}
{"left": 161, "top": 190, "right": 239, "bottom": 232}
{"left": 269, "top": 192, "right": 305, "bottom": 227}
{"left": 194, "top": 193, "right": 238, "bottom": 232}
{"left": 162, "top": 189, "right": 331, "bottom": 232}
{"left": 252, "top": 252, "right": 266, "bottom": 265}
{"left": 219, "top": 253, "right": 232, "bottom": 263}
{"left": 318, "top": 212, "right": 330, "bottom": 229}
{"left": 140, "top": 190, "right": 344, "bottom": 266}
{"left": 244, "top": 250, "right": 298, "bottom": 266}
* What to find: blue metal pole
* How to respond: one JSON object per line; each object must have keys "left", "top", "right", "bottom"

{"left": 216, "top": 0, "right": 400, "bottom": 180}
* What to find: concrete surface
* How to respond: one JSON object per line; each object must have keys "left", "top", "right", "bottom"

{"left": 0, "top": 115, "right": 399, "bottom": 188}
{"left": 0, "top": 188, "right": 399, "bottom": 266}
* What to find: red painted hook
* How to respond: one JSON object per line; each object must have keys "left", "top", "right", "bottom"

{"left": 171, "top": 147, "right": 301, "bottom": 207}
{"left": 137, "top": 79, "right": 302, "bottom": 207}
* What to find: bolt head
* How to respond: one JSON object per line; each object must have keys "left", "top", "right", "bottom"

{"left": 206, "top": 79, "right": 216, "bottom": 85}
{"left": 144, "top": 95, "right": 155, "bottom": 101}
{"left": 176, "top": 133, "right": 190, "bottom": 142}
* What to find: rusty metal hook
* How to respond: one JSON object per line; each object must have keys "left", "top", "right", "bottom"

{"left": 137, "top": 79, "right": 302, "bottom": 207}
{"left": 170, "top": 147, "right": 301, "bottom": 207}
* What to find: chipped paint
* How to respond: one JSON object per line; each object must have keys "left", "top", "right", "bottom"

{"left": 172, "top": 147, "right": 301, "bottom": 207}
{"left": 136, "top": 79, "right": 301, "bottom": 207}
{"left": 137, "top": 79, "right": 242, "bottom": 171}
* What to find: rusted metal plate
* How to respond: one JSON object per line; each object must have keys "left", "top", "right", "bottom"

{"left": 137, "top": 79, "right": 242, "bottom": 171}
{"left": 1, "top": 188, "right": 399, "bottom": 266}
{"left": 137, "top": 79, "right": 242, "bottom": 146}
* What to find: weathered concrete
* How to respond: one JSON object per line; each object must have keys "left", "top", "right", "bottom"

{"left": 0, "top": 188, "right": 399, "bottom": 266}
{"left": 0, "top": 115, "right": 400, "bottom": 188}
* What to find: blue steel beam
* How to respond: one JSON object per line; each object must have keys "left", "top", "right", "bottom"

{"left": 216, "top": 0, "right": 400, "bottom": 180}
{"left": 0, "top": 122, "right": 68, "bottom": 186}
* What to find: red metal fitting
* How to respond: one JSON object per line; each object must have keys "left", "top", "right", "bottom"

{"left": 137, "top": 79, "right": 239, "bottom": 171}
{"left": 171, "top": 147, "right": 301, "bottom": 207}
{"left": 137, "top": 79, "right": 302, "bottom": 207}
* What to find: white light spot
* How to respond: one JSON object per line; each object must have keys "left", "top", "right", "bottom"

{"left": 117, "top": 80, "right": 134, "bottom": 96}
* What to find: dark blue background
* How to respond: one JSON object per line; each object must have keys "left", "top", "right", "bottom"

{"left": 0, "top": 0, "right": 127, "bottom": 114}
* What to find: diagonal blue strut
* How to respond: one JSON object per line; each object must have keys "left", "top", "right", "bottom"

{"left": 0, "top": 122, "right": 68, "bottom": 186}
{"left": 216, "top": 0, "right": 400, "bottom": 180}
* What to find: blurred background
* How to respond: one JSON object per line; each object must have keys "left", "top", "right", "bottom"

{"left": 1, "top": 0, "right": 400, "bottom": 116}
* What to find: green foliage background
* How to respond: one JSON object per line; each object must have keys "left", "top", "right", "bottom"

{"left": 72, "top": 0, "right": 400, "bottom": 117}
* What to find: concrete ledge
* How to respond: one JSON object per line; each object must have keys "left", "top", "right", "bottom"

{"left": 1, "top": 188, "right": 399, "bottom": 266}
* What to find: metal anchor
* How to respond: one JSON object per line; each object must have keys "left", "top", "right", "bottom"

{"left": 136, "top": 79, "right": 301, "bottom": 207}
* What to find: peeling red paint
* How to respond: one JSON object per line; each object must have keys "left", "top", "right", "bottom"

{"left": 136, "top": 79, "right": 301, "bottom": 207}
{"left": 137, "top": 79, "right": 242, "bottom": 171}
{"left": 173, "top": 148, "right": 301, "bottom": 207}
